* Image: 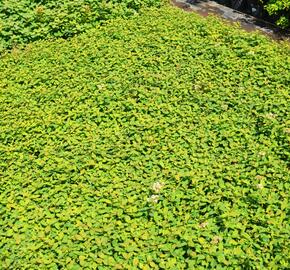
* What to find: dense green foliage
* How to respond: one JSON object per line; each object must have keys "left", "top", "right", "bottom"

{"left": 0, "top": 0, "right": 163, "bottom": 53}
{"left": 263, "top": 0, "right": 290, "bottom": 28}
{"left": 0, "top": 6, "right": 290, "bottom": 269}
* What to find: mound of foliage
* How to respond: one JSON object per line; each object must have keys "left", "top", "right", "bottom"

{"left": 263, "top": 0, "right": 290, "bottom": 28}
{"left": 0, "top": 0, "right": 164, "bottom": 54}
{"left": 0, "top": 6, "right": 289, "bottom": 269}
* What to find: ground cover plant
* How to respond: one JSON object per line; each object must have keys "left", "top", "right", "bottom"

{"left": 0, "top": 0, "right": 164, "bottom": 54}
{"left": 0, "top": 5, "right": 290, "bottom": 269}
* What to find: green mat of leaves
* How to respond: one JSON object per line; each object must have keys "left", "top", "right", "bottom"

{"left": 0, "top": 0, "right": 163, "bottom": 54}
{"left": 0, "top": 6, "right": 289, "bottom": 269}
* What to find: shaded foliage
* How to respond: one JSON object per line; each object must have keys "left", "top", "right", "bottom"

{"left": 0, "top": 0, "right": 164, "bottom": 53}
{"left": 263, "top": 0, "right": 290, "bottom": 28}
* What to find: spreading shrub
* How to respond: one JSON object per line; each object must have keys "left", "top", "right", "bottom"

{"left": 263, "top": 0, "right": 290, "bottom": 28}
{"left": 0, "top": 0, "right": 164, "bottom": 53}
{"left": 0, "top": 6, "right": 290, "bottom": 269}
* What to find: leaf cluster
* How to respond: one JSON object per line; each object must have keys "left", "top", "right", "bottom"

{"left": 0, "top": 0, "right": 164, "bottom": 53}
{"left": 262, "top": 0, "right": 290, "bottom": 28}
